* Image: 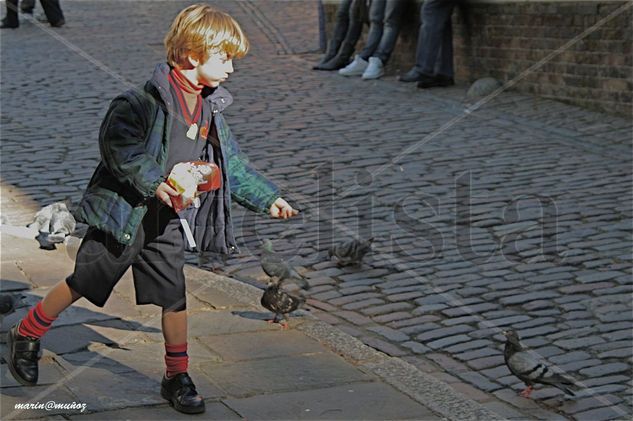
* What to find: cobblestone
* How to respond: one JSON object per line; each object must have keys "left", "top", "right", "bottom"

{"left": 579, "top": 362, "right": 630, "bottom": 377}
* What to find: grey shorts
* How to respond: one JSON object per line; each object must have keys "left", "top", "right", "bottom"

{"left": 66, "top": 199, "right": 186, "bottom": 311}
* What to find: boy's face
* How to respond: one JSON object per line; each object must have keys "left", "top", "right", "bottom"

{"left": 195, "top": 50, "right": 234, "bottom": 88}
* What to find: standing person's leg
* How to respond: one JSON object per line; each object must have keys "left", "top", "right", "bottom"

{"left": 363, "top": 0, "right": 407, "bottom": 79}
{"left": 1, "top": 0, "right": 20, "bottom": 28}
{"left": 435, "top": 15, "right": 454, "bottom": 79}
{"left": 39, "top": 0, "right": 64, "bottom": 26}
{"left": 415, "top": 0, "right": 456, "bottom": 87}
{"left": 399, "top": 0, "right": 453, "bottom": 82}
{"left": 319, "top": 0, "right": 367, "bottom": 70}
{"left": 314, "top": 0, "right": 353, "bottom": 69}
{"left": 340, "top": 0, "right": 387, "bottom": 76}
{"left": 7, "top": 227, "right": 142, "bottom": 386}
{"left": 21, "top": 0, "right": 36, "bottom": 14}
{"left": 358, "top": 0, "right": 386, "bottom": 61}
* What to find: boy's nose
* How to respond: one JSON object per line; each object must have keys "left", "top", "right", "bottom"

{"left": 226, "top": 61, "right": 234, "bottom": 74}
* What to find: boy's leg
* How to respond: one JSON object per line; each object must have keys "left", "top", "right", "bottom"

{"left": 8, "top": 227, "right": 142, "bottom": 386}
{"left": 132, "top": 202, "right": 204, "bottom": 413}
{"left": 7, "top": 281, "right": 82, "bottom": 386}
{"left": 160, "top": 309, "right": 205, "bottom": 414}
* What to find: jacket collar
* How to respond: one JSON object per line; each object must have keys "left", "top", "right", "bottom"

{"left": 148, "top": 63, "right": 233, "bottom": 113}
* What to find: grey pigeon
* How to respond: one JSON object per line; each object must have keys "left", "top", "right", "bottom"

{"left": 260, "top": 239, "right": 309, "bottom": 289}
{"left": 504, "top": 330, "right": 581, "bottom": 398}
{"left": 328, "top": 237, "right": 374, "bottom": 267}
{"left": 260, "top": 278, "right": 306, "bottom": 329}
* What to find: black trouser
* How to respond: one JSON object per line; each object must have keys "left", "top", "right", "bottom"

{"left": 4, "top": 0, "right": 64, "bottom": 27}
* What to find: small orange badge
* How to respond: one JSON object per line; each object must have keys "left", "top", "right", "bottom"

{"left": 200, "top": 124, "right": 208, "bottom": 140}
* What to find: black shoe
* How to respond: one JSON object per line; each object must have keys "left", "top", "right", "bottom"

{"left": 50, "top": 19, "right": 64, "bottom": 28}
{"left": 161, "top": 373, "right": 205, "bottom": 414}
{"left": 0, "top": 18, "right": 19, "bottom": 29}
{"left": 398, "top": 68, "right": 425, "bottom": 83}
{"left": 6, "top": 324, "right": 41, "bottom": 386}
{"left": 417, "top": 74, "right": 455, "bottom": 89}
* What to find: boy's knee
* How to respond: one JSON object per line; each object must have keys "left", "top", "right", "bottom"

{"left": 162, "top": 302, "right": 187, "bottom": 313}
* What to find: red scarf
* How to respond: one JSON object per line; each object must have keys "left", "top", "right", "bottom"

{"left": 169, "top": 68, "right": 202, "bottom": 126}
{"left": 171, "top": 67, "right": 203, "bottom": 95}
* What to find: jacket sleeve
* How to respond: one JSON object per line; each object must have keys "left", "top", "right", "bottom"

{"left": 98, "top": 98, "right": 165, "bottom": 199}
{"left": 225, "top": 124, "right": 280, "bottom": 214}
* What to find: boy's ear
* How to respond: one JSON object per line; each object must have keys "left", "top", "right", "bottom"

{"left": 187, "top": 55, "right": 200, "bottom": 68}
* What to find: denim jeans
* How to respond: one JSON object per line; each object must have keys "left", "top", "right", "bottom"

{"left": 359, "top": 0, "right": 407, "bottom": 63}
{"left": 414, "top": 0, "right": 458, "bottom": 78}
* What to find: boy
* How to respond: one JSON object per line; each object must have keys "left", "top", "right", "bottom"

{"left": 6, "top": 4, "right": 297, "bottom": 415}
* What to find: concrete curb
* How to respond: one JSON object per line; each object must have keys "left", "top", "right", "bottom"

{"left": 186, "top": 263, "right": 504, "bottom": 421}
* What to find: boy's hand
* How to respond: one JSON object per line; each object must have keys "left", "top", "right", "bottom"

{"left": 270, "top": 197, "right": 299, "bottom": 219}
{"left": 155, "top": 182, "right": 179, "bottom": 208}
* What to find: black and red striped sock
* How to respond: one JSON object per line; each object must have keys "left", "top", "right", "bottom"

{"left": 18, "top": 302, "right": 56, "bottom": 339}
{"left": 165, "top": 343, "right": 188, "bottom": 378}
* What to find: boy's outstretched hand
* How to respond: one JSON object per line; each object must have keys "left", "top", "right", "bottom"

{"left": 270, "top": 197, "right": 298, "bottom": 219}
{"left": 155, "top": 182, "right": 179, "bottom": 208}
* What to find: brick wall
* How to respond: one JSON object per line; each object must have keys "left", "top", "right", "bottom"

{"left": 322, "top": 1, "right": 632, "bottom": 116}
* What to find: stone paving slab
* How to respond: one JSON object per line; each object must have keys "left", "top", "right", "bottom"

{"left": 197, "top": 330, "right": 327, "bottom": 362}
{"left": 224, "top": 381, "right": 439, "bottom": 420}
{"left": 69, "top": 402, "right": 241, "bottom": 420}
{"left": 1, "top": 383, "right": 80, "bottom": 419}
{"left": 199, "top": 353, "right": 373, "bottom": 398}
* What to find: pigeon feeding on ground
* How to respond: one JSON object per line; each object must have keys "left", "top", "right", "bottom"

{"left": 503, "top": 330, "right": 581, "bottom": 398}
{"left": 260, "top": 239, "right": 309, "bottom": 289}
{"left": 260, "top": 279, "right": 306, "bottom": 329}
{"left": 328, "top": 237, "right": 374, "bottom": 267}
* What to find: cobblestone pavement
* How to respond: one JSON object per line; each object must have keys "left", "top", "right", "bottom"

{"left": 1, "top": 1, "right": 632, "bottom": 420}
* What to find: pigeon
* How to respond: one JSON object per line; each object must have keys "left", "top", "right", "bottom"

{"left": 260, "top": 239, "right": 309, "bottom": 289}
{"left": 328, "top": 237, "right": 374, "bottom": 267}
{"left": 260, "top": 278, "right": 306, "bottom": 329}
{"left": 503, "top": 330, "right": 581, "bottom": 398}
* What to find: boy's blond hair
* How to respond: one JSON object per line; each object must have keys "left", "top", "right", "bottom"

{"left": 164, "top": 4, "right": 249, "bottom": 68}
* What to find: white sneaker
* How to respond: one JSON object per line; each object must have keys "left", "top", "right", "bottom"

{"left": 338, "top": 55, "right": 368, "bottom": 77}
{"left": 362, "top": 57, "right": 384, "bottom": 80}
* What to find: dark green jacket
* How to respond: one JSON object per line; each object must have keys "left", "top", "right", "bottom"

{"left": 74, "top": 63, "right": 280, "bottom": 254}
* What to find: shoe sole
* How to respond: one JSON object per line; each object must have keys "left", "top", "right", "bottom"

{"left": 6, "top": 327, "right": 37, "bottom": 387}
{"left": 362, "top": 73, "right": 384, "bottom": 80}
{"left": 338, "top": 72, "right": 365, "bottom": 77}
{"left": 161, "top": 387, "right": 205, "bottom": 414}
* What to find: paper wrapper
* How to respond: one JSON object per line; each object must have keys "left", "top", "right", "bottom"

{"left": 167, "top": 161, "right": 221, "bottom": 212}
